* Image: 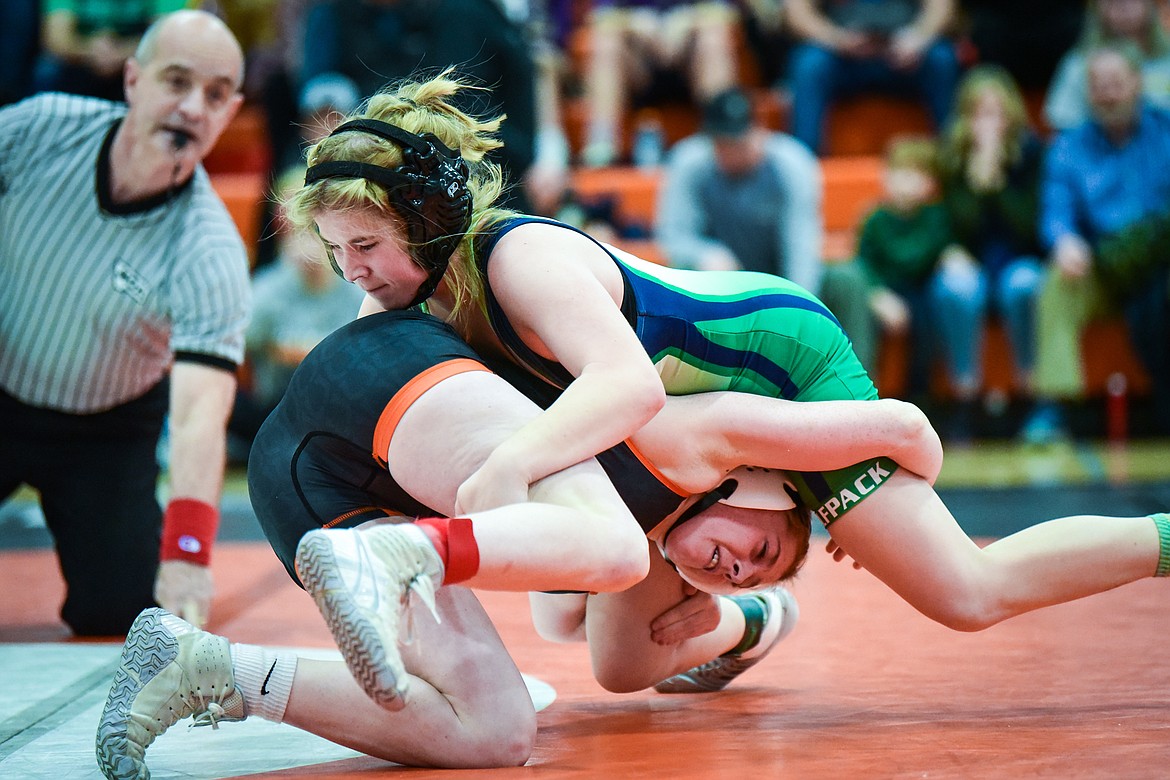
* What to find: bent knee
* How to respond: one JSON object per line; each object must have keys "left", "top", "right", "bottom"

{"left": 477, "top": 695, "right": 537, "bottom": 766}
{"left": 591, "top": 644, "right": 668, "bottom": 693}
{"left": 568, "top": 516, "right": 650, "bottom": 591}
{"left": 593, "top": 664, "right": 656, "bottom": 694}
{"left": 532, "top": 613, "right": 585, "bottom": 643}
{"left": 409, "top": 722, "right": 535, "bottom": 768}
{"left": 428, "top": 694, "right": 537, "bottom": 767}
{"left": 469, "top": 719, "right": 536, "bottom": 767}
{"left": 593, "top": 649, "right": 651, "bottom": 693}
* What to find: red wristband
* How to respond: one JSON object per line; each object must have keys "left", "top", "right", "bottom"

{"left": 161, "top": 498, "right": 219, "bottom": 566}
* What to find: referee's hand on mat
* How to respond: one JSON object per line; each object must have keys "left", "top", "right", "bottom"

{"left": 155, "top": 560, "right": 213, "bottom": 628}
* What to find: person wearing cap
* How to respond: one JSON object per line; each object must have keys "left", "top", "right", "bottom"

{"left": 656, "top": 86, "right": 877, "bottom": 369}
{"left": 97, "top": 304, "right": 941, "bottom": 776}
{"left": 295, "top": 72, "right": 361, "bottom": 152}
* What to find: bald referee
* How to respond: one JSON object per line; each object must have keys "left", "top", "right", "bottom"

{"left": 0, "top": 10, "right": 251, "bottom": 635}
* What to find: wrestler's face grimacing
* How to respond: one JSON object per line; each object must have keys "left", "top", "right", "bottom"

{"left": 663, "top": 504, "right": 810, "bottom": 595}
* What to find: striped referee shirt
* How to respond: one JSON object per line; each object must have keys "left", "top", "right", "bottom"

{"left": 0, "top": 93, "right": 251, "bottom": 414}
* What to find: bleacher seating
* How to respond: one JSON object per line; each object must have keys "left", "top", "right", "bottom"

{"left": 211, "top": 172, "right": 268, "bottom": 267}
{"left": 205, "top": 105, "right": 274, "bottom": 267}
{"left": 203, "top": 105, "right": 272, "bottom": 176}
{"left": 824, "top": 96, "right": 933, "bottom": 157}
{"left": 569, "top": 159, "right": 1149, "bottom": 399}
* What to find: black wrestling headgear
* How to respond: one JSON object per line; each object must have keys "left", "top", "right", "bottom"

{"left": 304, "top": 118, "right": 473, "bottom": 307}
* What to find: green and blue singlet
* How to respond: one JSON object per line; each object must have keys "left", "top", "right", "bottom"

{"left": 478, "top": 216, "right": 899, "bottom": 527}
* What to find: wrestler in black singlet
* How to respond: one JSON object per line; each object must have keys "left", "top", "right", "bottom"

{"left": 248, "top": 310, "right": 684, "bottom": 586}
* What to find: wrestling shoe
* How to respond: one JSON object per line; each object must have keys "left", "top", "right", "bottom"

{"left": 295, "top": 522, "right": 444, "bottom": 711}
{"left": 96, "top": 608, "right": 244, "bottom": 780}
{"left": 654, "top": 587, "right": 798, "bottom": 694}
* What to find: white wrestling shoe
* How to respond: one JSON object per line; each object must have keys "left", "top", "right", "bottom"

{"left": 96, "top": 608, "right": 245, "bottom": 780}
{"left": 294, "top": 522, "right": 444, "bottom": 710}
{"left": 654, "top": 587, "right": 799, "bottom": 694}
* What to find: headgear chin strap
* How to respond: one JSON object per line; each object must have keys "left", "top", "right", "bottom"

{"left": 304, "top": 118, "right": 472, "bottom": 307}
{"left": 657, "top": 466, "right": 803, "bottom": 588}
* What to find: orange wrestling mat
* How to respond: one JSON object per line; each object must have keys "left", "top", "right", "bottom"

{"left": 3, "top": 539, "right": 1169, "bottom": 779}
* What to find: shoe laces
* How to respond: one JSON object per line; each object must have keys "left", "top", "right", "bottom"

{"left": 400, "top": 571, "right": 441, "bottom": 644}
{"left": 185, "top": 688, "right": 245, "bottom": 731}
{"left": 191, "top": 701, "right": 230, "bottom": 730}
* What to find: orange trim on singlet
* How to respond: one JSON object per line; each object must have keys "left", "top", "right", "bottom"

{"left": 322, "top": 507, "right": 406, "bottom": 528}
{"left": 372, "top": 358, "right": 491, "bottom": 465}
{"left": 623, "top": 439, "right": 689, "bottom": 497}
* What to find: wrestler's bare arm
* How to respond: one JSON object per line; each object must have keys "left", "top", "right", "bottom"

{"left": 455, "top": 224, "right": 666, "bottom": 514}
{"left": 631, "top": 393, "right": 943, "bottom": 492}
{"left": 388, "top": 369, "right": 650, "bottom": 593}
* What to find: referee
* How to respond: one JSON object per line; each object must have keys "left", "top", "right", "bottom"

{"left": 0, "top": 10, "right": 252, "bottom": 635}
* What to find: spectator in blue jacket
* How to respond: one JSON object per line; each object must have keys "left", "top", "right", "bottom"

{"left": 1023, "top": 42, "right": 1170, "bottom": 442}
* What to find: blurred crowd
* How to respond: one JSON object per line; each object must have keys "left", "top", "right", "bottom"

{"left": 3, "top": 0, "right": 1169, "bottom": 445}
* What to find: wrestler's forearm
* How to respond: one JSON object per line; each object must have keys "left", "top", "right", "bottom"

{"left": 719, "top": 396, "right": 943, "bottom": 483}
{"left": 634, "top": 394, "right": 942, "bottom": 488}
{"left": 485, "top": 362, "right": 665, "bottom": 488}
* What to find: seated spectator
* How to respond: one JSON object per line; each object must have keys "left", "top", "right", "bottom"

{"left": 33, "top": 0, "right": 186, "bottom": 101}
{"left": 961, "top": 0, "right": 1085, "bottom": 92}
{"left": 737, "top": 0, "right": 789, "bottom": 87}
{"left": 0, "top": 0, "right": 40, "bottom": 107}
{"left": 1044, "top": 0, "right": 1170, "bottom": 132}
{"left": 1024, "top": 42, "right": 1170, "bottom": 443}
{"left": 580, "top": 0, "right": 740, "bottom": 167}
{"left": 655, "top": 87, "right": 874, "bottom": 369}
{"left": 526, "top": 0, "right": 572, "bottom": 215}
{"left": 934, "top": 64, "right": 1045, "bottom": 438}
{"left": 854, "top": 137, "right": 951, "bottom": 408}
{"left": 785, "top": 0, "right": 962, "bottom": 155}
{"left": 229, "top": 215, "right": 366, "bottom": 457}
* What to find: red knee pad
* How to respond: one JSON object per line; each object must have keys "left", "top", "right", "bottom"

{"left": 414, "top": 516, "right": 480, "bottom": 584}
